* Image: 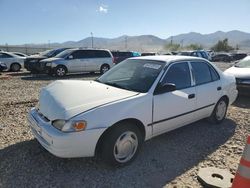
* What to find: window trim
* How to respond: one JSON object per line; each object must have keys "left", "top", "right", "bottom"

{"left": 190, "top": 60, "right": 220, "bottom": 86}
{"left": 157, "top": 61, "right": 193, "bottom": 91}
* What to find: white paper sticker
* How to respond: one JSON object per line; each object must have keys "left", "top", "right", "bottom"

{"left": 143, "top": 63, "right": 161, "bottom": 70}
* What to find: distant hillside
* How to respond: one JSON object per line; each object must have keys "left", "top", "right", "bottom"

{"left": 20, "top": 30, "right": 250, "bottom": 52}
{"left": 166, "top": 30, "right": 250, "bottom": 48}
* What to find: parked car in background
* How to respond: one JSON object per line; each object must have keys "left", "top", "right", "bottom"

{"left": 111, "top": 51, "right": 140, "bottom": 64}
{"left": 190, "top": 50, "right": 211, "bottom": 61}
{"left": 0, "top": 51, "right": 25, "bottom": 71}
{"left": 41, "top": 48, "right": 114, "bottom": 76}
{"left": 141, "top": 52, "right": 158, "bottom": 56}
{"left": 178, "top": 51, "right": 192, "bottom": 56}
{"left": 24, "top": 48, "right": 69, "bottom": 73}
{"left": 212, "top": 54, "right": 232, "bottom": 62}
{"left": 12, "top": 52, "right": 28, "bottom": 57}
{"left": 0, "top": 62, "right": 7, "bottom": 71}
{"left": 224, "top": 56, "right": 250, "bottom": 95}
{"left": 231, "top": 53, "right": 247, "bottom": 61}
{"left": 28, "top": 55, "right": 237, "bottom": 166}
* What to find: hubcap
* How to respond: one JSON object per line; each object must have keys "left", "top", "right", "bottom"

{"left": 102, "top": 66, "right": 109, "bottom": 73}
{"left": 12, "top": 64, "right": 20, "bottom": 71}
{"left": 216, "top": 101, "right": 227, "bottom": 121}
{"left": 57, "top": 68, "right": 65, "bottom": 76}
{"left": 113, "top": 131, "right": 138, "bottom": 163}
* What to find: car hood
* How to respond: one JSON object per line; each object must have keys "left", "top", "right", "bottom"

{"left": 40, "top": 57, "right": 63, "bottom": 62}
{"left": 224, "top": 66, "right": 250, "bottom": 79}
{"left": 38, "top": 80, "right": 139, "bottom": 120}
{"left": 26, "top": 55, "right": 46, "bottom": 61}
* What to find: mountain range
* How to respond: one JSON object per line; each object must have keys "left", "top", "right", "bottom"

{"left": 33, "top": 30, "right": 250, "bottom": 52}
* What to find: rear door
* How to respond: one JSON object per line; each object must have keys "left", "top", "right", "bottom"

{"left": 84, "top": 50, "right": 111, "bottom": 72}
{"left": 152, "top": 62, "right": 196, "bottom": 136}
{"left": 0, "top": 53, "right": 15, "bottom": 70}
{"left": 190, "top": 61, "right": 222, "bottom": 120}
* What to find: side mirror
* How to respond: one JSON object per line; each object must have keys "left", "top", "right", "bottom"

{"left": 67, "top": 55, "right": 73, "bottom": 59}
{"left": 154, "top": 83, "right": 176, "bottom": 95}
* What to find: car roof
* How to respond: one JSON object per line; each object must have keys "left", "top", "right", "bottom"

{"left": 130, "top": 55, "right": 208, "bottom": 64}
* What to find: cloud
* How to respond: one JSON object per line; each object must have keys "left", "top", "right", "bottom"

{"left": 98, "top": 5, "right": 108, "bottom": 13}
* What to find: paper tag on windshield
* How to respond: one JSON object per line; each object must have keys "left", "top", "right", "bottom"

{"left": 143, "top": 63, "right": 161, "bottom": 70}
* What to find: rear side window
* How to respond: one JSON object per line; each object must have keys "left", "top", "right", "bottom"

{"left": 191, "top": 62, "right": 215, "bottom": 85}
{"left": 162, "top": 62, "right": 191, "bottom": 90}
{"left": 0, "top": 53, "right": 12, "bottom": 58}
{"left": 210, "top": 66, "right": 220, "bottom": 81}
{"left": 93, "top": 50, "right": 111, "bottom": 58}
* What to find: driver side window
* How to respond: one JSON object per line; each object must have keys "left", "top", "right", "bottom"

{"left": 162, "top": 62, "right": 191, "bottom": 90}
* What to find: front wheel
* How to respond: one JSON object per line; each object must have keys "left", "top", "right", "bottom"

{"left": 100, "top": 123, "right": 143, "bottom": 166}
{"left": 55, "top": 65, "right": 67, "bottom": 77}
{"left": 10, "top": 63, "right": 21, "bottom": 72}
{"left": 100, "top": 64, "right": 110, "bottom": 74}
{"left": 209, "top": 98, "right": 228, "bottom": 124}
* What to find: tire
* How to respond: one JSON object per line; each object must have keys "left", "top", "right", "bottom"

{"left": 100, "top": 64, "right": 110, "bottom": 74}
{"left": 10, "top": 63, "right": 21, "bottom": 72}
{"left": 100, "top": 123, "right": 143, "bottom": 166}
{"left": 55, "top": 65, "right": 67, "bottom": 77}
{"left": 209, "top": 98, "right": 228, "bottom": 124}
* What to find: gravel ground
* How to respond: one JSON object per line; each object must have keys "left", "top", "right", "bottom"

{"left": 0, "top": 62, "right": 249, "bottom": 188}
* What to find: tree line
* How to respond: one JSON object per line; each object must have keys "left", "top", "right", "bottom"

{"left": 165, "top": 38, "right": 236, "bottom": 52}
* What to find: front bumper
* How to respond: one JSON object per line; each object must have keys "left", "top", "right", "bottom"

{"left": 236, "top": 78, "right": 250, "bottom": 95}
{"left": 237, "top": 84, "right": 250, "bottom": 95}
{"left": 28, "top": 108, "right": 106, "bottom": 158}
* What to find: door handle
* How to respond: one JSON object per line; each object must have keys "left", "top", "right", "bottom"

{"left": 188, "top": 94, "right": 195, "bottom": 99}
{"left": 217, "top": 86, "right": 222, "bottom": 91}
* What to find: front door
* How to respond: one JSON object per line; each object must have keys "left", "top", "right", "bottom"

{"left": 152, "top": 62, "right": 196, "bottom": 136}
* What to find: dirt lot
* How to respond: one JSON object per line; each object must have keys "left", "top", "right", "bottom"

{"left": 0, "top": 62, "right": 249, "bottom": 188}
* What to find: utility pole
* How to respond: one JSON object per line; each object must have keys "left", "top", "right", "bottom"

{"left": 91, "top": 32, "right": 94, "bottom": 48}
{"left": 48, "top": 40, "right": 50, "bottom": 49}
{"left": 5, "top": 43, "right": 9, "bottom": 52}
{"left": 170, "top": 36, "right": 173, "bottom": 45}
{"left": 181, "top": 39, "right": 184, "bottom": 48}
{"left": 125, "top": 36, "right": 128, "bottom": 50}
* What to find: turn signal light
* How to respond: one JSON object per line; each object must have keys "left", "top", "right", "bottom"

{"left": 73, "top": 121, "right": 87, "bottom": 131}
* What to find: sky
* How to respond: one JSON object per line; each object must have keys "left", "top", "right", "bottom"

{"left": 0, "top": 0, "right": 250, "bottom": 45}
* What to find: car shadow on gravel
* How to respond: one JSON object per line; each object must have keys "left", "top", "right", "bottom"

{"left": 20, "top": 72, "right": 100, "bottom": 81}
{"left": 232, "top": 95, "right": 250, "bottom": 109}
{"left": 0, "top": 119, "right": 236, "bottom": 188}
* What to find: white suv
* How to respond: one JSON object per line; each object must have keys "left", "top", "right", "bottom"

{"left": 41, "top": 49, "right": 114, "bottom": 76}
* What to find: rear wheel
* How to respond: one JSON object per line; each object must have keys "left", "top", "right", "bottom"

{"left": 209, "top": 98, "right": 228, "bottom": 124}
{"left": 55, "top": 65, "right": 67, "bottom": 77}
{"left": 10, "top": 63, "right": 21, "bottom": 72}
{"left": 100, "top": 64, "right": 110, "bottom": 74}
{"left": 100, "top": 123, "right": 143, "bottom": 166}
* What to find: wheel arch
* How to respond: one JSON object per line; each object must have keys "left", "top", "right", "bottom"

{"left": 220, "top": 95, "right": 229, "bottom": 105}
{"left": 94, "top": 118, "right": 146, "bottom": 156}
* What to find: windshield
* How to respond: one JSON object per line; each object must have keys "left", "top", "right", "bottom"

{"left": 55, "top": 49, "right": 74, "bottom": 58}
{"left": 39, "top": 49, "right": 55, "bottom": 57}
{"left": 235, "top": 57, "right": 250, "bottom": 68}
{"left": 97, "top": 59, "right": 164, "bottom": 93}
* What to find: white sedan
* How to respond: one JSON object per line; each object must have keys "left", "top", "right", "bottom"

{"left": 0, "top": 51, "right": 25, "bottom": 71}
{"left": 224, "top": 56, "right": 250, "bottom": 95}
{"left": 28, "top": 56, "right": 238, "bottom": 166}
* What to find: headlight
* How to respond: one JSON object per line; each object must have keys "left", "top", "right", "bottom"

{"left": 0, "top": 62, "right": 6, "bottom": 66}
{"left": 52, "top": 119, "right": 87, "bottom": 132}
{"left": 52, "top": 120, "right": 66, "bottom": 130}
{"left": 46, "top": 62, "right": 52, "bottom": 66}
